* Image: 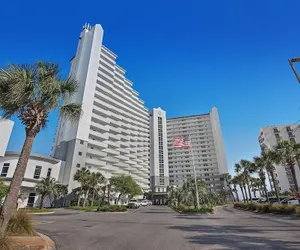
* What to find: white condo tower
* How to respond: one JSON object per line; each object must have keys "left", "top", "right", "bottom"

{"left": 52, "top": 24, "right": 150, "bottom": 192}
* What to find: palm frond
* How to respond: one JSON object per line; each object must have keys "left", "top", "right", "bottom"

{"left": 60, "top": 78, "right": 78, "bottom": 98}
{"left": 59, "top": 103, "right": 82, "bottom": 121}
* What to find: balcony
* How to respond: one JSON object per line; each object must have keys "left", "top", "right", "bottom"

{"left": 86, "top": 158, "right": 106, "bottom": 167}
{"left": 87, "top": 148, "right": 107, "bottom": 158}
{"left": 89, "top": 130, "right": 109, "bottom": 141}
{"left": 102, "top": 147, "right": 119, "bottom": 155}
{"left": 102, "top": 156, "right": 119, "bottom": 163}
{"left": 88, "top": 139, "right": 108, "bottom": 149}
{"left": 114, "top": 155, "right": 130, "bottom": 161}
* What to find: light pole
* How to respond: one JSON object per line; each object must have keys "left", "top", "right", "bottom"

{"left": 288, "top": 57, "right": 300, "bottom": 83}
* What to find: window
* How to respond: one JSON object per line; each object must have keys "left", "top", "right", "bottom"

{"left": 80, "top": 140, "right": 84, "bottom": 145}
{"left": 1, "top": 163, "right": 9, "bottom": 177}
{"left": 27, "top": 193, "right": 36, "bottom": 208}
{"left": 47, "top": 168, "right": 52, "bottom": 178}
{"left": 76, "top": 164, "right": 80, "bottom": 168}
{"left": 78, "top": 151, "right": 82, "bottom": 156}
{"left": 33, "top": 166, "right": 42, "bottom": 179}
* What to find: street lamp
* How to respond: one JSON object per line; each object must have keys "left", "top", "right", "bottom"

{"left": 288, "top": 57, "right": 300, "bottom": 83}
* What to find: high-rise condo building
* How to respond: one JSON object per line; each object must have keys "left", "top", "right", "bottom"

{"left": 167, "top": 107, "right": 228, "bottom": 191}
{"left": 52, "top": 24, "right": 150, "bottom": 192}
{"left": 149, "top": 108, "right": 169, "bottom": 204}
{"left": 258, "top": 125, "right": 300, "bottom": 192}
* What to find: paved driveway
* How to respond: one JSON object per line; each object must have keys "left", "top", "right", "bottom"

{"left": 34, "top": 205, "right": 300, "bottom": 250}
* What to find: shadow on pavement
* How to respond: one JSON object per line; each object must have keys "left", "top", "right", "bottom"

{"left": 168, "top": 224, "right": 300, "bottom": 249}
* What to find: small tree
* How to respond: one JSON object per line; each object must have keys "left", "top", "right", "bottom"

{"left": 0, "top": 62, "right": 81, "bottom": 232}
{"left": 36, "top": 178, "right": 58, "bottom": 209}
{"left": 73, "top": 168, "right": 90, "bottom": 206}
{"left": 53, "top": 184, "right": 68, "bottom": 207}
{"left": 110, "top": 175, "right": 142, "bottom": 204}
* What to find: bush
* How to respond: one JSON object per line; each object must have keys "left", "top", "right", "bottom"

{"left": 234, "top": 202, "right": 298, "bottom": 215}
{"left": 6, "top": 210, "right": 33, "bottom": 235}
{"left": 22, "top": 208, "right": 53, "bottom": 213}
{"left": 269, "top": 204, "right": 296, "bottom": 214}
{"left": 65, "top": 206, "right": 98, "bottom": 211}
{"left": 173, "top": 204, "right": 214, "bottom": 213}
{"left": 97, "top": 205, "right": 127, "bottom": 212}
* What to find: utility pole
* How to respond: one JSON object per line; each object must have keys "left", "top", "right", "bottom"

{"left": 288, "top": 57, "right": 300, "bottom": 83}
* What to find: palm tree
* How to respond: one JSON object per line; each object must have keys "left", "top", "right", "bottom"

{"left": 73, "top": 168, "right": 91, "bottom": 206}
{"left": 86, "top": 172, "right": 105, "bottom": 207}
{"left": 235, "top": 160, "right": 254, "bottom": 202}
{"left": 222, "top": 173, "right": 236, "bottom": 202}
{"left": 235, "top": 174, "right": 247, "bottom": 202}
{"left": 253, "top": 156, "right": 269, "bottom": 202}
{"left": 0, "top": 62, "right": 81, "bottom": 232}
{"left": 231, "top": 176, "right": 240, "bottom": 202}
{"left": 36, "top": 178, "right": 58, "bottom": 209}
{"left": 273, "top": 141, "right": 299, "bottom": 193}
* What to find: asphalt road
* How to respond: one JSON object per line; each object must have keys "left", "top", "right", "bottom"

{"left": 34, "top": 205, "right": 300, "bottom": 250}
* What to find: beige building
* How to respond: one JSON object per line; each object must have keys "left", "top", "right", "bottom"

{"left": 258, "top": 124, "right": 300, "bottom": 192}
{"left": 166, "top": 107, "right": 228, "bottom": 191}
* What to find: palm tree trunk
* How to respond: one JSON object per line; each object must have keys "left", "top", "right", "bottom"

{"left": 261, "top": 179, "right": 269, "bottom": 203}
{"left": 107, "top": 185, "right": 111, "bottom": 205}
{"left": 39, "top": 194, "right": 46, "bottom": 209}
{"left": 289, "top": 164, "right": 299, "bottom": 192}
{"left": 243, "top": 185, "right": 249, "bottom": 202}
{"left": 246, "top": 180, "right": 252, "bottom": 201}
{"left": 117, "top": 193, "right": 122, "bottom": 204}
{"left": 239, "top": 185, "right": 245, "bottom": 202}
{"left": 77, "top": 187, "right": 82, "bottom": 206}
{"left": 269, "top": 170, "right": 280, "bottom": 203}
{"left": 0, "top": 134, "right": 35, "bottom": 233}
{"left": 83, "top": 189, "right": 90, "bottom": 207}
{"left": 227, "top": 185, "right": 236, "bottom": 202}
{"left": 91, "top": 189, "right": 95, "bottom": 207}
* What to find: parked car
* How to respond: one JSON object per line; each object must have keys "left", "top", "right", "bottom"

{"left": 288, "top": 198, "right": 300, "bottom": 205}
{"left": 251, "top": 198, "right": 260, "bottom": 202}
{"left": 140, "top": 200, "right": 149, "bottom": 206}
{"left": 128, "top": 199, "right": 140, "bottom": 209}
{"left": 280, "top": 197, "right": 295, "bottom": 204}
{"left": 147, "top": 200, "right": 152, "bottom": 206}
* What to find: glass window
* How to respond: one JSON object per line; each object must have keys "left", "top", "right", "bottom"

{"left": 47, "top": 168, "right": 52, "bottom": 178}
{"left": 33, "top": 166, "right": 42, "bottom": 179}
{"left": 78, "top": 152, "right": 82, "bottom": 156}
{"left": 27, "top": 193, "right": 36, "bottom": 208}
{"left": 1, "top": 163, "right": 9, "bottom": 177}
{"left": 76, "top": 163, "right": 80, "bottom": 168}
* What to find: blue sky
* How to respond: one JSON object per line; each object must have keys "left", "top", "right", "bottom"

{"left": 1, "top": 0, "right": 300, "bottom": 175}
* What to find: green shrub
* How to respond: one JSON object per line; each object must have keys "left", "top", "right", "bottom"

{"left": 6, "top": 210, "right": 33, "bottom": 235}
{"left": 270, "top": 204, "right": 296, "bottom": 214}
{"left": 174, "top": 205, "right": 214, "bottom": 213}
{"left": 65, "top": 206, "right": 98, "bottom": 211}
{"left": 97, "top": 205, "right": 127, "bottom": 212}
{"left": 295, "top": 206, "right": 300, "bottom": 216}
{"left": 248, "top": 203, "right": 259, "bottom": 211}
{"left": 22, "top": 208, "right": 53, "bottom": 213}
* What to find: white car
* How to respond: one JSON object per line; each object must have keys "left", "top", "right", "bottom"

{"left": 128, "top": 199, "right": 140, "bottom": 209}
{"left": 288, "top": 198, "right": 300, "bottom": 205}
{"left": 147, "top": 200, "right": 152, "bottom": 206}
{"left": 140, "top": 200, "right": 148, "bottom": 206}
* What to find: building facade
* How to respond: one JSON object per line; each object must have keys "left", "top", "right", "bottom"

{"left": 149, "top": 108, "right": 169, "bottom": 204}
{"left": 258, "top": 125, "right": 300, "bottom": 192}
{"left": 167, "top": 107, "right": 228, "bottom": 191}
{"left": 0, "top": 117, "right": 14, "bottom": 157}
{"left": 0, "top": 152, "right": 63, "bottom": 208}
{"left": 52, "top": 24, "right": 150, "bottom": 192}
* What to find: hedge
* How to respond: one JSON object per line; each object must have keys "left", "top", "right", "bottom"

{"left": 234, "top": 202, "right": 300, "bottom": 215}
{"left": 173, "top": 204, "right": 214, "bottom": 213}
{"left": 97, "top": 205, "right": 127, "bottom": 212}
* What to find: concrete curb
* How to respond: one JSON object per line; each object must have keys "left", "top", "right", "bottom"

{"left": 36, "top": 232, "right": 56, "bottom": 250}
{"left": 28, "top": 212, "right": 55, "bottom": 215}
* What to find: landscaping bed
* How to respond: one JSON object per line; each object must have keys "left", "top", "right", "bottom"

{"left": 0, "top": 210, "right": 55, "bottom": 250}
{"left": 21, "top": 208, "right": 54, "bottom": 214}
{"left": 171, "top": 204, "right": 214, "bottom": 214}
{"left": 234, "top": 202, "right": 300, "bottom": 215}
{"left": 97, "top": 205, "right": 127, "bottom": 212}
{"left": 65, "top": 206, "right": 98, "bottom": 211}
